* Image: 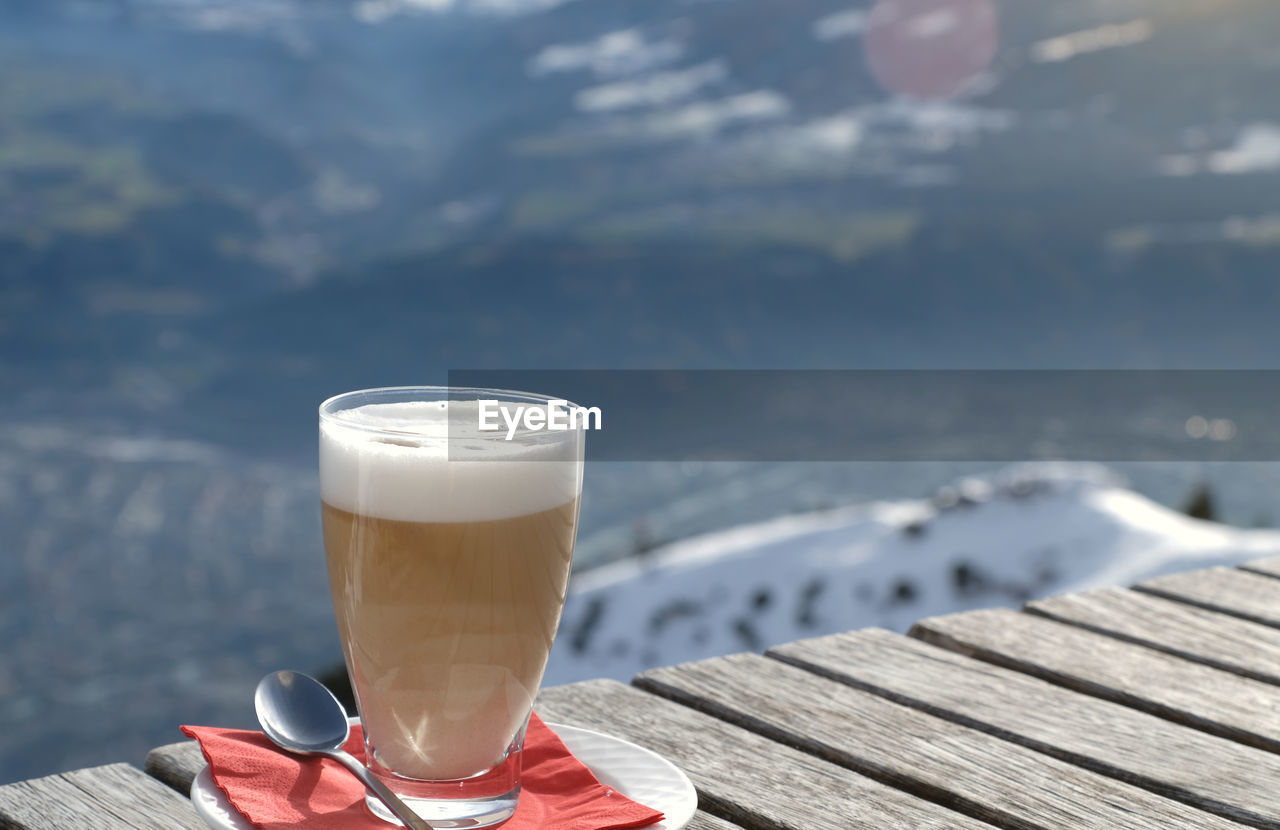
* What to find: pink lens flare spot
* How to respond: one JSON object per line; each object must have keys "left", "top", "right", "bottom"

{"left": 864, "top": 0, "right": 999, "bottom": 99}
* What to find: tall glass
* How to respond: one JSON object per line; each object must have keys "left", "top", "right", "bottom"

{"left": 319, "top": 387, "right": 585, "bottom": 827}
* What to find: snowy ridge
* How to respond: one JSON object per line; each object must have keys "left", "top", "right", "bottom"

{"left": 546, "top": 462, "right": 1280, "bottom": 685}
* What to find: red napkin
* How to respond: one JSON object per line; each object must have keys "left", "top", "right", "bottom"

{"left": 181, "top": 714, "right": 664, "bottom": 830}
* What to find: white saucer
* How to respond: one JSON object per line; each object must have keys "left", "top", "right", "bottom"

{"left": 190, "top": 720, "right": 696, "bottom": 830}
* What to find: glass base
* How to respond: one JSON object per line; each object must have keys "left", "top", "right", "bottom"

{"left": 365, "top": 785, "right": 519, "bottom": 828}
{"left": 361, "top": 732, "right": 525, "bottom": 828}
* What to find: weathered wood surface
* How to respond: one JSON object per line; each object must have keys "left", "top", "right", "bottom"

{"left": 771, "top": 626, "right": 1280, "bottom": 829}
{"left": 636, "top": 652, "right": 1243, "bottom": 830}
{"left": 144, "top": 741, "right": 205, "bottom": 794}
{"left": 1027, "top": 586, "right": 1280, "bottom": 684}
{"left": 1240, "top": 556, "right": 1280, "bottom": 580}
{"left": 144, "top": 725, "right": 742, "bottom": 830}
{"left": 679, "top": 812, "right": 743, "bottom": 830}
{"left": 912, "top": 607, "right": 1280, "bottom": 753}
{"left": 535, "top": 679, "right": 993, "bottom": 830}
{"left": 1137, "top": 566, "right": 1280, "bottom": 628}
{"left": 0, "top": 763, "right": 206, "bottom": 830}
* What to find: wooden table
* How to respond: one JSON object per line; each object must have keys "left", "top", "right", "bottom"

{"left": 8, "top": 555, "right": 1280, "bottom": 829}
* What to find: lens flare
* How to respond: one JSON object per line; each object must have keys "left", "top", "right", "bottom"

{"left": 863, "top": 0, "right": 999, "bottom": 99}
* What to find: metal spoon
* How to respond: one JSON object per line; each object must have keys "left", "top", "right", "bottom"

{"left": 254, "top": 670, "right": 432, "bottom": 830}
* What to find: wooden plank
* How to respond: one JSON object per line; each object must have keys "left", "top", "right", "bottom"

{"left": 1241, "top": 556, "right": 1280, "bottom": 580}
{"left": 771, "top": 627, "right": 1280, "bottom": 829}
{"left": 912, "top": 607, "right": 1280, "bottom": 753}
{"left": 145, "top": 741, "right": 205, "bottom": 794}
{"left": 0, "top": 763, "right": 206, "bottom": 830}
{"left": 636, "top": 653, "right": 1244, "bottom": 830}
{"left": 535, "top": 679, "right": 995, "bottom": 830}
{"left": 1028, "top": 586, "right": 1280, "bottom": 684}
{"left": 146, "top": 730, "right": 746, "bottom": 830}
{"left": 1137, "top": 567, "right": 1280, "bottom": 628}
{"left": 684, "top": 814, "right": 744, "bottom": 830}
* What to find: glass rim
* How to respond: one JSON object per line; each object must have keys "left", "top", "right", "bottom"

{"left": 318, "top": 385, "right": 585, "bottom": 440}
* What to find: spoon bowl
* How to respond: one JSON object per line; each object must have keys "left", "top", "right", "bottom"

{"left": 254, "top": 671, "right": 431, "bottom": 830}
{"left": 255, "top": 671, "right": 350, "bottom": 754}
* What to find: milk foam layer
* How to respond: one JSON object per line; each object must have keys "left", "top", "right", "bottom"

{"left": 320, "top": 400, "right": 583, "bottom": 523}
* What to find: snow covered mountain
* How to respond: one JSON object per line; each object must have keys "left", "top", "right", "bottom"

{"left": 547, "top": 462, "right": 1280, "bottom": 685}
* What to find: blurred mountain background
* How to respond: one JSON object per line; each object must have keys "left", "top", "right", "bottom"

{"left": 6, "top": 0, "right": 1280, "bottom": 783}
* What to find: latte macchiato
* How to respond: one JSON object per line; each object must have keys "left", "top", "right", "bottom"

{"left": 319, "top": 397, "right": 583, "bottom": 793}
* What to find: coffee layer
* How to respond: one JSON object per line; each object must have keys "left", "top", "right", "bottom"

{"left": 322, "top": 498, "right": 578, "bottom": 780}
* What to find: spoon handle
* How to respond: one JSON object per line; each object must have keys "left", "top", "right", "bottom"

{"left": 325, "top": 749, "right": 434, "bottom": 830}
